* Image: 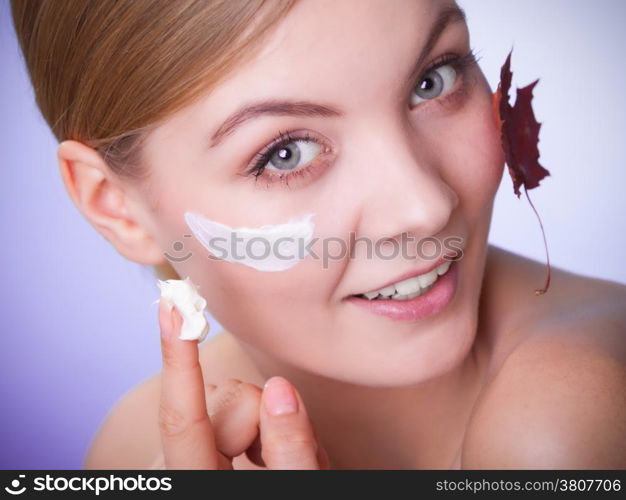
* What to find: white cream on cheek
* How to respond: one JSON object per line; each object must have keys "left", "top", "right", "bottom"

{"left": 184, "top": 211, "right": 316, "bottom": 272}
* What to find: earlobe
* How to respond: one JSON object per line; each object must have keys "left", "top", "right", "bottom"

{"left": 57, "top": 140, "right": 166, "bottom": 266}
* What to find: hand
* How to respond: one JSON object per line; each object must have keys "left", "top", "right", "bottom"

{"left": 156, "top": 298, "right": 330, "bottom": 469}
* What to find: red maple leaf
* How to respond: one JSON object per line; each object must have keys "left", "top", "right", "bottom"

{"left": 493, "top": 49, "right": 552, "bottom": 295}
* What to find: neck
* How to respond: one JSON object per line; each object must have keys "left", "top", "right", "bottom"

{"left": 235, "top": 327, "right": 490, "bottom": 469}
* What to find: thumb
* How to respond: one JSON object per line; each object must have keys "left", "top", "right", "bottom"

{"left": 259, "top": 376, "right": 321, "bottom": 470}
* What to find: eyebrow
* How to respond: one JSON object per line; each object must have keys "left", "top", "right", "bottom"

{"left": 405, "top": 4, "right": 467, "bottom": 88}
{"left": 209, "top": 100, "right": 342, "bottom": 148}
{"left": 208, "top": 4, "right": 467, "bottom": 148}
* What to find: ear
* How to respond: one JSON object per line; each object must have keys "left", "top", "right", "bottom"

{"left": 57, "top": 139, "right": 166, "bottom": 266}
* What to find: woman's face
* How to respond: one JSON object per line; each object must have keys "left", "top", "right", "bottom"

{"left": 138, "top": 0, "right": 504, "bottom": 386}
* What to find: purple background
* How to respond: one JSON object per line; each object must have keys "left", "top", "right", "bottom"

{"left": 1, "top": 1, "right": 625, "bottom": 469}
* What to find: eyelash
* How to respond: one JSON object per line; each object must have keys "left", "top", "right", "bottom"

{"left": 241, "top": 130, "right": 332, "bottom": 189}
{"left": 416, "top": 48, "right": 479, "bottom": 108}
{"left": 243, "top": 48, "right": 480, "bottom": 188}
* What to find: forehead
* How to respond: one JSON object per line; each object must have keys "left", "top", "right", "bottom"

{"left": 220, "top": 0, "right": 445, "bottom": 98}
{"left": 149, "top": 0, "right": 461, "bottom": 144}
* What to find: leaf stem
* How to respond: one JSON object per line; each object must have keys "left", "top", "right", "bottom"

{"left": 523, "top": 186, "right": 551, "bottom": 295}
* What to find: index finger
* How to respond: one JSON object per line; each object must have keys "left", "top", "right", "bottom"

{"left": 158, "top": 298, "right": 219, "bottom": 469}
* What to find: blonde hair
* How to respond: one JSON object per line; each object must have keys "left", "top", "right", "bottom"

{"left": 10, "top": 0, "right": 296, "bottom": 280}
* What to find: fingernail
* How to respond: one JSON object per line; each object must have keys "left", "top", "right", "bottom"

{"left": 264, "top": 376, "right": 299, "bottom": 416}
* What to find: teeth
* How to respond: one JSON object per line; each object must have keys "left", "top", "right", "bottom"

{"left": 436, "top": 260, "right": 451, "bottom": 276}
{"left": 359, "top": 260, "right": 453, "bottom": 300}
{"left": 391, "top": 293, "right": 408, "bottom": 300}
{"left": 378, "top": 285, "right": 396, "bottom": 297}
{"left": 417, "top": 269, "right": 438, "bottom": 289}
{"left": 389, "top": 283, "right": 432, "bottom": 301}
{"left": 394, "top": 276, "right": 421, "bottom": 295}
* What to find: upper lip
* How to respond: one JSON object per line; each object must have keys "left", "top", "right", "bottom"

{"left": 353, "top": 250, "right": 461, "bottom": 296}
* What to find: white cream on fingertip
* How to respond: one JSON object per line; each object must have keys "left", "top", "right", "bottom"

{"left": 156, "top": 276, "right": 209, "bottom": 342}
{"left": 184, "top": 211, "right": 316, "bottom": 272}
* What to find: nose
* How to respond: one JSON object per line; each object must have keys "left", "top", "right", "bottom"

{"left": 353, "top": 123, "right": 459, "bottom": 243}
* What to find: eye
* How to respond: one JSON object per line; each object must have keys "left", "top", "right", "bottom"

{"left": 264, "top": 139, "right": 322, "bottom": 172}
{"left": 242, "top": 130, "right": 334, "bottom": 189}
{"left": 410, "top": 64, "right": 457, "bottom": 106}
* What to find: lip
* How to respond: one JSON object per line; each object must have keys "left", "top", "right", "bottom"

{"left": 344, "top": 259, "right": 459, "bottom": 321}
{"left": 352, "top": 250, "right": 461, "bottom": 297}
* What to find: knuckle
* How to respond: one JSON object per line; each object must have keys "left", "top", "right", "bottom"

{"left": 158, "top": 402, "right": 188, "bottom": 438}
{"left": 222, "top": 377, "right": 243, "bottom": 390}
{"left": 158, "top": 402, "right": 207, "bottom": 439}
{"left": 265, "top": 429, "right": 318, "bottom": 455}
{"left": 163, "top": 350, "right": 202, "bottom": 373}
{"left": 282, "top": 431, "right": 318, "bottom": 450}
{"left": 207, "top": 379, "right": 245, "bottom": 417}
{"left": 161, "top": 342, "right": 197, "bottom": 370}
{"left": 262, "top": 440, "right": 317, "bottom": 466}
{"left": 160, "top": 343, "right": 177, "bottom": 366}
{"left": 231, "top": 382, "right": 263, "bottom": 417}
{"left": 237, "top": 381, "right": 263, "bottom": 403}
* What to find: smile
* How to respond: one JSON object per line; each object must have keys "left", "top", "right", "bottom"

{"left": 345, "top": 258, "right": 459, "bottom": 321}
{"left": 357, "top": 260, "right": 452, "bottom": 301}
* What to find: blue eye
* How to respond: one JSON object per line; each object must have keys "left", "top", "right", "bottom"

{"left": 264, "top": 139, "right": 322, "bottom": 172}
{"left": 245, "top": 130, "right": 330, "bottom": 183}
{"left": 410, "top": 64, "right": 458, "bottom": 106}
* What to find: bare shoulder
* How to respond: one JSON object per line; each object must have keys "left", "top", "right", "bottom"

{"left": 481, "top": 245, "right": 626, "bottom": 362}
{"left": 463, "top": 249, "right": 626, "bottom": 468}
{"left": 83, "top": 371, "right": 163, "bottom": 469}
{"left": 83, "top": 331, "right": 263, "bottom": 469}
{"left": 463, "top": 336, "right": 626, "bottom": 468}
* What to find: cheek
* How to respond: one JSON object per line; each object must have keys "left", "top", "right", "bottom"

{"left": 442, "top": 89, "right": 505, "bottom": 218}
{"left": 172, "top": 234, "right": 335, "bottom": 339}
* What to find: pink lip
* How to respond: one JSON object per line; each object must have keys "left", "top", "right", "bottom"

{"left": 344, "top": 259, "right": 459, "bottom": 321}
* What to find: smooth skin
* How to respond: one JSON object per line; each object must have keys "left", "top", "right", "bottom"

{"left": 53, "top": 0, "right": 625, "bottom": 469}
{"left": 84, "top": 247, "right": 626, "bottom": 469}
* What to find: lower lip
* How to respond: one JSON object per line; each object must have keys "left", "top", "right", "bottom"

{"left": 344, "top": 260, "right": 459, "bottom": 321}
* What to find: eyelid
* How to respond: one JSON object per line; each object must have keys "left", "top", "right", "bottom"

{"left": 409, "top": 49, "right": 479, "bottom": 108}
{"left": 421, "top": 53, "right": 457, "bottom": 75}
{"left": 243, "top": 129, "right": 334, "bottom": 180}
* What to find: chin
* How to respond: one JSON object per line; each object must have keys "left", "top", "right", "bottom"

{"left": 363, "top": 312, "right": 479, "bottom": 388}
{"left": 316, "top": 257, "right": 482, "bottom": 387}
{"left": 280, "top": 296, "right": 480, "bottom": 388}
